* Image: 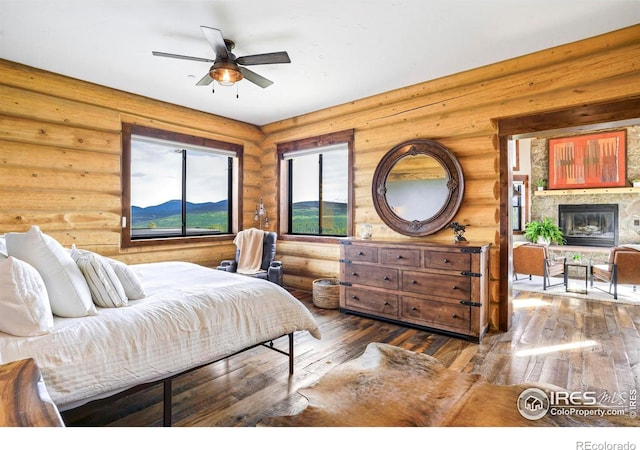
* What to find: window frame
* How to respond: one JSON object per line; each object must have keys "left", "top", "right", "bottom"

{"left": 277, "top": 129, "right": 354, "bottom": 243}
{"left": 512, "top": 174, "right": 529, "bottom": 235}
{"left": 121, "top": 123, "right": 242, "bottom": 248}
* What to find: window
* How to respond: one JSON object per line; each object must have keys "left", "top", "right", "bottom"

{"left": 512, "top": 175, "right": 529, "bottom": 233}
{"left": 121, "top": 124, "right": 241, "bottom": 247}
{"left": 278, "top": 130, "right": 353, "bottom": 238}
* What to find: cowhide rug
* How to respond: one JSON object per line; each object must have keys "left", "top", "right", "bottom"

{"left": 258, "top": 343, "right": 637, "bottom": 427}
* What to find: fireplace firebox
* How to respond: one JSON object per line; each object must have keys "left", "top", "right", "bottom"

{"left": 558, "top": 204, "right": 618, "bottom": 247}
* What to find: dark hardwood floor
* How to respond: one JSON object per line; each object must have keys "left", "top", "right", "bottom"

{"left": 61, "top": 288, "right": 640, "bottom": 427}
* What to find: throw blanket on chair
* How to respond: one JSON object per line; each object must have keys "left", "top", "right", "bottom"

{"left": 234, "top": 228, "right": 265, "bottom": 275}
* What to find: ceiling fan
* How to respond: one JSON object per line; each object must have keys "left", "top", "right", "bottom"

{"left": 152, "top": 26, "right": 291, "bottom": 90}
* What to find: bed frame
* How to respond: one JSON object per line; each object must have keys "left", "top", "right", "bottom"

{"left": 65, "top": 333, "right": 294, "bottom": 427}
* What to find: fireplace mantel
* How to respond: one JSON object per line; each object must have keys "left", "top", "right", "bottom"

{"left": 534, "top": 186, "right": 640, "bottom": 196}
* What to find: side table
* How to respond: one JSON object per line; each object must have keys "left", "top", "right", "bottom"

{"left": 0, "top": 358, "right": 64, "bottom": 426}
{"left": 564, "top": 261, "right": 591, "bottom": 294}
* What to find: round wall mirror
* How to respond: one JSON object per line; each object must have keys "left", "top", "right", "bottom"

{"left": 372, "top": 139, "right": 464, "bottom": 236}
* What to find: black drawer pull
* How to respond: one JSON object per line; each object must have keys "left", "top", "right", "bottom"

{"left": 397, "top": 255, "right": 403, "bottom": 259}
{"left": 351, "top": 272, "right": 358, "bottom": 276}
{"left": 383, "top": 275, "right": 390, "bottom": 280}
{"left": 452, "top": 313, "right": 458, "bottom": 319}
{"left": 411, "top": 280, "right": 417, "bottom": 284}
{"left": 452, "top": 285, "right": 458, "bottom": 290}
{"left": 358, "top": 251, "right": 364, "bottom": 256}
{"left": 351, "top": 295, "right": 359, "bottom": 300}
{"left": 383, "top": 301, "right": 389, "bottom": 306}
{"left": 411, "top": 306, "right": 418, "bottom": 311}
{"left": 443, "top": 258, "right": 449, "bottom": 264}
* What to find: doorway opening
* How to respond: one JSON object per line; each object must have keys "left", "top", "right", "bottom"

{"left": 496, "top": 96, "right": 640, "bottom": 331}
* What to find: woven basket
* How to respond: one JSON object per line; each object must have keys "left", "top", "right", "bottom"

{"left": 312, "top": 278, "right": 340, "bottom": 309}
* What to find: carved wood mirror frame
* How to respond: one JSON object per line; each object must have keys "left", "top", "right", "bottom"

{"left": 372, "top": 139, "right": 464, "bottom": 236}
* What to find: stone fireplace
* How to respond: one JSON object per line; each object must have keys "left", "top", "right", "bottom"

{"left": 525, "top": 124, "right": 640, "bottom": 247}
{"left": 558, "top": 204, "right": 618, "bottom": 247}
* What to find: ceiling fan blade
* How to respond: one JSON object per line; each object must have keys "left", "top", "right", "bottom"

{"left": 236, "top": 51, "right": 291, "bottom": 66}
{"left": 196, "top": 72, "right": 213, "bottom": 86}
{"left": 239, "top": 67, "right": 273, "bottom": 88}
{"left": 201, "top": 26, "right": 228, "bottom": 60}
{"left": 152, "top": 51, "right": 214, "bottom": 63}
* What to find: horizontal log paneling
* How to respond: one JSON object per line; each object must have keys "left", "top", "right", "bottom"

{"left": 0, "top": 85, "right": 120, "bottom": 131}
{"left": 1, "top": 25, "right": 639, "bottom": 333}
{"left": 277, "top": 240, "right": 340, "bottom": 261}
{"left": 115, "top": 245, "right": 234, "bottom": 268}
{"left": 262, "top": 37, "right": 640, "bottom": 143}
{"left": 0, "top": 141, "right": 121, "bottom": 173}
{"left": 0, "top": 189, "right": 120, "bottom": 212}
{"left": 0, "top": 60, "right": 256, "bottom": 268}
{"left": 262, "top": 26, "right": 640, "bottom": 136}
{"left": 276, "top": 241, "right": 341, "bottom": 287}
{"left": 118, "top": 113, "right": 257, "bottom": 148}
{"left": 260, "top": 25, "right": 640, "bottom": 332}
{"left": 0, "top": 167, "right": 120, "bottom": 192}
{"left": 0, "top": 115, "right": 120, "bottom": 152}
{"left": 0, "top": 211, "right": 120, "bottom": 231}
{"left": 280, "top": 254, "right": 339, "bottom": 277}
{"left": 0, "top": 59, "right": 264, "bottom": 144}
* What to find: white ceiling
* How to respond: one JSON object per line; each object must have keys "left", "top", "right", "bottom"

{"left": 2, "top": 0, "right": 639, "bottom": 126}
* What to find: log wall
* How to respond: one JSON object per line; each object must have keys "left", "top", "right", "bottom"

{"left": 260, "top": 25, "right": 640, "bottom": 330}
{"left": 1, "top": 24, "right": 639, "bottom": 332}
{"left": 0, "top": 59, "right": 264, "bottom": 267}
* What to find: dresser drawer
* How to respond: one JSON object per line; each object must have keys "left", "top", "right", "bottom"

{"left": 344, "top": 287, "right": 398, "bottom": 316}
{"left": 401, "top": 296, "right": 470, "bottom": 330}
{"left": 344, "top": 263, "right": 398, "bottom": 289}
{"left": 402, "top": 271, "right": 471, "bottom": 301}
{"left": 423, "top": 251, "right": 471, "bottom": 271}
{"left": 380, "top": 247, "right": 421, "bottom": 267}
{"left": 344, "top": 245, "right": 378, "bottom": 263}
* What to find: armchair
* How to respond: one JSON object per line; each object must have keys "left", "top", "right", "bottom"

{"left": 513, "top": 243, "right": 566, "bottom": 290}
{"left": 217, "top": 230, "right": 283, "bottom": 286}
{"left": 591, "top": 245, "right": 640, "bottom": 299}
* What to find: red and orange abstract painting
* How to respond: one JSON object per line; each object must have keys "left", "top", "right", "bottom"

{"left": 548, "top": 131, "right": 626, "bottom": 189}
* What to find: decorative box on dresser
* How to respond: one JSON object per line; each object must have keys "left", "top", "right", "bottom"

{"left": 339, "top": 238, "right": 491, "bottom": 342}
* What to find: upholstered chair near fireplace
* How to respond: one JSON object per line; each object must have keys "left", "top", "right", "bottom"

{"left": 513, "top": 243, "right": 566, "bottom": 290}
{"left": 590, "top": 246, "right": 640, "bottom": 299}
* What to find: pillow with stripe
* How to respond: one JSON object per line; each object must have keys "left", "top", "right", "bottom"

{"left": 70, "top": 247, "right": 127, "bottom": 308}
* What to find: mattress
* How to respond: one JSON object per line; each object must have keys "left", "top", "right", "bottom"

{"left": 0, "top": 261, "right": 321, "bottom": 410}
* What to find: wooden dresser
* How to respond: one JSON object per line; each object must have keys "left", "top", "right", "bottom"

{"left": 339, "top": 239, "right": 490, "bottom": 342}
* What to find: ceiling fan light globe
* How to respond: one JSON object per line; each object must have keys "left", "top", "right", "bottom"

{"left": 210, "top": 61, "right": 243, "bottom": 86}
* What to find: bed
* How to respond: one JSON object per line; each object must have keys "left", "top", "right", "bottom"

{"left": 0, "top": 228, "right": 321, "bottom": 426}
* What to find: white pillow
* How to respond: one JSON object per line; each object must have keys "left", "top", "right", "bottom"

{"left": 0, "top": 235, "right": 7, "bottom": 259}
{"left": 5, "top": 226, "right": 96, "bottom": 318}
{"left": 70, "top": 247, "right": 127, "bottom": 308}
{"left": 0, "top": 256, "right": 54, "bottom": 336}
{"left": 106, "top": 257, "right": 146, "bottom": 300}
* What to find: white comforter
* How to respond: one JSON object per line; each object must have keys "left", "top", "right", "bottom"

{"left": 0, "top": 261, "right": 321, "bottom": 410}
